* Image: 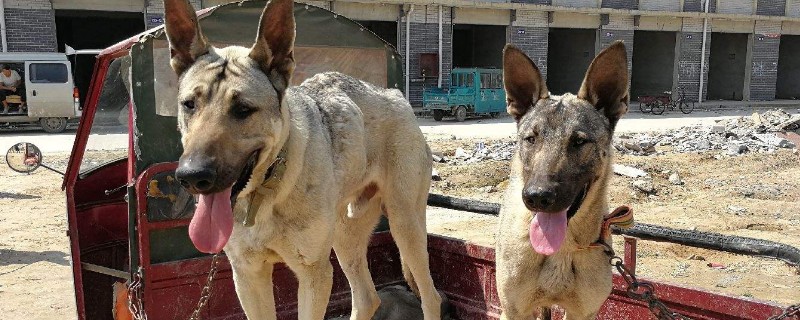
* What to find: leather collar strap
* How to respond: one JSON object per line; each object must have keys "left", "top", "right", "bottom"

{"left": 578, "top": 205, "right": 634, "bottom": 254}
{"left": 236, "top": 148, "right": 288, "bottom": 227}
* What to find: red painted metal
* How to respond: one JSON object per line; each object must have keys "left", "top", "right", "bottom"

{"left": 624, "top": 236, "right": 637, "bottom": 275}
{"left": 63, "top": 55, "right": 114, "bottom": 320}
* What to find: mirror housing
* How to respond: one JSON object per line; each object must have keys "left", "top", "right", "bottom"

{"left": 6, "top": 142, "right": 43, "bottom": 174}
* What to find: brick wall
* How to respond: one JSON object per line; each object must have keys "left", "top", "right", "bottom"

{"left": 145, "top": 0, "right": 202, "bottom": 29}
{"left": 553, "top": 0, "right": 598, "bottom": 8}
{"left": 684, "top": 0, "right": 717, "bottom": 13}
{"left": 717, "top": 0, "right": 754, "bottom": 15}
{"left": 750, "top": 21, "right": 781, "bottom": 100}
{"left": 3, "top": 0, "right": 57, "bottom": 52}
{"left": 639, "top": 0, "right": 681, "bottom": 11}
{"left": 510, "top": 10, "right": 548, "bottom": 79}
{"left": 399, "top": 5, "right": 453, "bottom": 106}
{"left": 601, "top": 0, "right": 637, "bottom": 10}
{"left": 510, "top": 0, "right": 552, "bottom": 4}
{"left": 789, "top": 0, "right": 800, "bottom": 17}
{"left": 601, "top": 15, "right": 634, "bottom": 82}
{"left": 756, "top": 0, "right": 786, "bottom": 16}
{"left": 677, "top": 19, "right": 710, "bottom": 102}
{"left": 5, "top": 0, "right": 52, "bottom": 9}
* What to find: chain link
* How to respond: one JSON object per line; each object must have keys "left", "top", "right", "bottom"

{"left": 127, "top": 267, "right": 148, "bottom": 320}
{"left": 769, "top": 304, "right": 800, "bottom": 320}
{"left": 608, "top": 256, "right": 692, "bottom": 320}
{"left": 188, "top": 253, "right": 221, "bottom": 320}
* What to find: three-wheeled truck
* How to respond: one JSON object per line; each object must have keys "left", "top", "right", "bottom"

{"left": 16, "top": 1, "right": 798, "bottom": 319}
{"left": 423, "top": 68, "right": 505, "bottom": 122}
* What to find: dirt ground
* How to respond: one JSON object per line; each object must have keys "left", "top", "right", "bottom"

{"left": 426, "top": 136, "right": 800, "bottom": 306}
{"left": 0, "top": 150, "right": 125, "bottom": 319}
{"left": 0, "top": 152, "right": 77, "bottom": 318}
{"left": 1, "top": 136, "right": 799, "bottom": 319}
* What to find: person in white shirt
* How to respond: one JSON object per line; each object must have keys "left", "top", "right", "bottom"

{"left": 0, "top": 64, "right": 24, "bottom": 114}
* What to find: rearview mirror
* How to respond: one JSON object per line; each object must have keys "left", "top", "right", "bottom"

{"left": 6, "top": 142, "right": 42, "bottom": 174}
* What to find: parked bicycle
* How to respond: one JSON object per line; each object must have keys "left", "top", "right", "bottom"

{"left": 637, "top": 94, "right": 670, "bottom": 113}
{"left": 637, "top": 87, "right": 695, "bottom": 115}
{"left": 652, "top": 87, "right": 695, "bottom": 115}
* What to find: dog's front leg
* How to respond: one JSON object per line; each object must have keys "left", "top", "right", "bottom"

{"left": 291, "top": 259, "right": 334, "bottom": 319}
{"left": 231, "top": 262, "right": 277, "bottom": 320}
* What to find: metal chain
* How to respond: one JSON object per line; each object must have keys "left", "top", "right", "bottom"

{"left": 127, "top": 267, "right": 148, "bottom": 320}
{"left": 608, "top": 255, "right": 692, "bottom": 320}
{"left": 769, "top": 304, "right": 800, "bottom": 320}
{"left": 188, "top": 253, "right": 222, "bottom": 320}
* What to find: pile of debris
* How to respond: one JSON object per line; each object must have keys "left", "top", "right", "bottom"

{"left": 615, "top": 109, "right": 800, "bottom": 156}
{"left": 434, "top": 141, "right": 516, "bottom": 164}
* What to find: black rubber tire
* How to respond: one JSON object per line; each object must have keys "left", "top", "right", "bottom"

{"left": 680, "top": 101, "right": 695, "bottom": 114}
{"left": 426, "top": 193, "right": 800, "bottom": 267}
{"left": 455, "top": 106, "right": 467, "bottom": 122}
{"left": 489, "top": 112, "right": 500, "bottom": 118}
{"left": 651, "top": 102, "right": 666, "bottom": 115}
{"left": 40, "top": 117, "right": 68, "bottom": 133}
{"left": 639, "top": 102, "right": 652, "bottom": 113}
{"left": 433, "top": 110, "right": 444, "bottom": 121}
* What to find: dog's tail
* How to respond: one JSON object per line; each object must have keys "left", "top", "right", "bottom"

{"left": 402, "top": 260, "right": 420, "bottom": 297}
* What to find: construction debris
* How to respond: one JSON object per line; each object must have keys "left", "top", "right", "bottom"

{"left": 669, "top": 172, "right": 683, "bottom": 185}
{"left": 632, "top": 179, "right": 655, "bottom": 194}
{"left": 613, "top": 164, "right": 649, "bottom": 178}
{"left": 615, "top": 109, "right": 800, "bottom": 156}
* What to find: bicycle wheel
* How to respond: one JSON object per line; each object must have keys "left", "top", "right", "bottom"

{"left": 652, "top": 101, "right": 666, "bottom": 115}
{"left": 680, "top": 101, "right": 694, "bottom": 114}
{"left": 639, "top": 102, "right": 652, "bottom": 113}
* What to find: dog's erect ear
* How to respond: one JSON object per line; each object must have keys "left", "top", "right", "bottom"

{"left": 164, "top": 0, "right": 209, "bottom": 75}
{"left": 503, "top": 45, "right": 548, "bottom": 122}
{"left": 250, "top": 0, "right": 296, "bottom": 96}
{"left": 578, "top": 41, "right": 629, "bottom": 130}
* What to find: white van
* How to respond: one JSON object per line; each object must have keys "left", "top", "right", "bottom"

{"left": 0, "top": 52, "right": 81, "bottom": 133}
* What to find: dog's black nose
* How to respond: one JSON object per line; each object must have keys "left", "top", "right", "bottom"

{"left": 523, "top": 188, "right": 556, "bottom": 211}
{"left": 176, "top": 159, "right": 217, "bottom": 193}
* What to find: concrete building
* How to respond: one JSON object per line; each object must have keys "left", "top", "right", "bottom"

{"left": 4, "top": 0, "right": 800, "bottom": 106}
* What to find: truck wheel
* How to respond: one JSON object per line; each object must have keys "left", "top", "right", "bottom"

{"left": 40, "top": 117, "right": 68, "bottom": 133}
{"left": 455, "top": 106, "right": 467, "bottom": 122}
{"left": 489, "top": 112, "right": 500, "bottom": 118}
{"left": 433, "top": 110, "right": 444, "bottom": 121}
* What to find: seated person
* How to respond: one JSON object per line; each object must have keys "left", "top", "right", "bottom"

{"left": 0, "top": 64, "right": 25, "bottom": 114}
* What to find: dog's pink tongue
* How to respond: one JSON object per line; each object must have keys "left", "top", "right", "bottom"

{"left": 529, "top": 209, "right": 568, "bottom": 255}
{"left": 189, "top": 187, "right": 234, "bottom": 254}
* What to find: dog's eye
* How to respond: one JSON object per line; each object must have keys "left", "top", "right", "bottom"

{"left": 524, "top": 136, "right": 536, "bottom": 144}
{"left": 232, "top": 103, "right": 256, "bottom": 120}
{"left": 182, "top": 100, "right": 196, "bottom": 111}
{"left": 573, "top": 137, "right": 588, "bottom": 147}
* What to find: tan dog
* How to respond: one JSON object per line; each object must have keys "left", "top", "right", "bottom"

{"left": 495, "top": 41, "right": 629, "bottom": 319}
{"left": 163, "top": 0, "right": 441, "bottom": 319}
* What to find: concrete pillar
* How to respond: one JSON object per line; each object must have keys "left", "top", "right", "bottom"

{"left": 677, "top": 18, "right": 710, "bottom": 102}
{"left": 749, "top": 21, "right": 782, "bottom": 101}
{"left": 599, "top": 14, "right": 634, "bottom": 81}
{"left": 398, "top": 5, "right": 452, "bottom": 106}
{"left": 508, "top": 10, "right": 549, "bottom": 79}
{"left": 3, "top": 0, "right": 57, "bottom": 52}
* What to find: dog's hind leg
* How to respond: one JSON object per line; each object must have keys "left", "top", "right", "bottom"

{"left": 231, "top": 262, "right": 277, "bottom": 320}
{"left": 333, "top": 194, "right": 384, "bottom": 320}
{"left": 384, "top": 197, "right": 442, "bottom": 320}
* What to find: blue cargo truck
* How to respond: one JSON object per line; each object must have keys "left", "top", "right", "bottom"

{"left": 423, "top": 68, "right": 506, "bottom": 122}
